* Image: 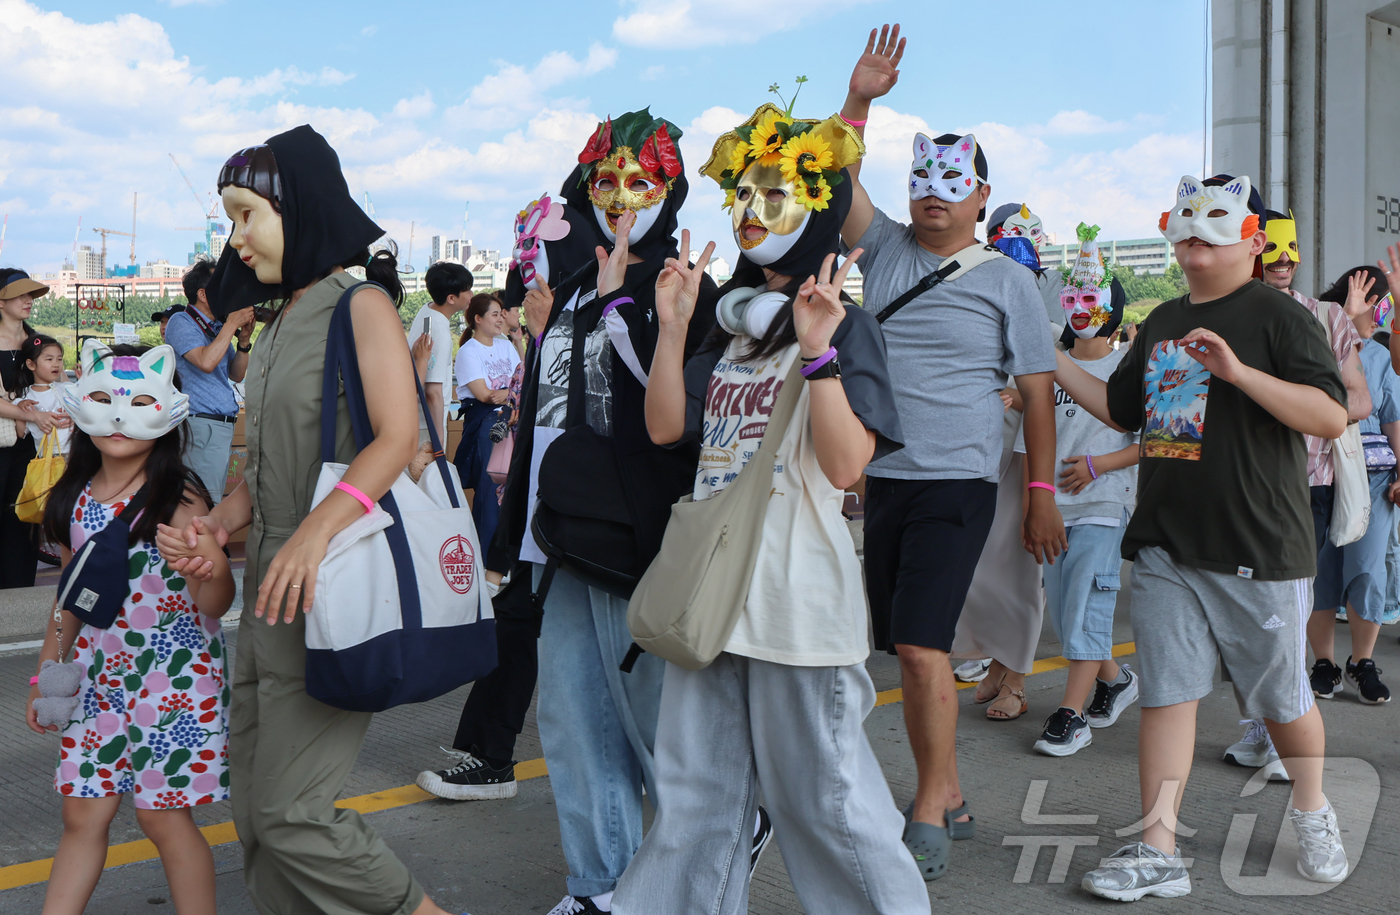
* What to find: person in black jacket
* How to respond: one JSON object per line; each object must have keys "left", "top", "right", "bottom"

{"left": 487, "top": 109, "right": 719, "bottom": 915}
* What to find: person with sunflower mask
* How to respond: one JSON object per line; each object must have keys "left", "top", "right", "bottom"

{"left": 608, "top": 95, "right": 928, "bottom": 915}
{"left": 487, "top": 108, "right": 720, "bottom": 915}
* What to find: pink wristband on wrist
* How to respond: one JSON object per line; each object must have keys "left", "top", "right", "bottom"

{"left": 334, "top": 481, "right": 375, "bottom": 514}
{"left": 30, "top": 676, "right": 39, "bottom": 686}
{"left": 1028, "top": 481, "right": 1056, "bottom": 494}
{"left": 839, "top": 113, "right": 868, "bottom": 127}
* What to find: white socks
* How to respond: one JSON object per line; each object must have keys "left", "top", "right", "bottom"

{"left": 591, "top": 892, "right": 613, "bottom": 912}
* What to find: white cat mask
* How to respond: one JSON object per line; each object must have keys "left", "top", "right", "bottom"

{"left": 908, "top": 133, "right": 983, "bottom": 204}
{"left": 63, "top": 341, "right": 190, "bottom": 441}
{"left": 1159, "top": 175, "right": 1260, "bottom": 246}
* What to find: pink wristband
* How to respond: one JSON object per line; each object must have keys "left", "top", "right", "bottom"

{"left": 839, "top": 113, "right": 868, "bottom": 128}
{"left": 334, "top": 481, "right": 375, "bottom": 514}
{"left": 1028, "top": 481, "right": 1056, "bottom": 494}
{"left": 29, "top": 676, "right": 39, "bottom": 686}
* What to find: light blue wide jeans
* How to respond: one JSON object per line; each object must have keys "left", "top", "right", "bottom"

{"left": 534, "top": 565, "right": 664, "bottom": 898}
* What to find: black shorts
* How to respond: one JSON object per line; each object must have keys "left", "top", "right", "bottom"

{"left": 864, "top": 476, "right": 999, "bottom": 654}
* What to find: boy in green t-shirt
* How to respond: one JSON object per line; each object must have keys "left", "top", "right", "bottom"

{"left": 1055, "top": 174, "right": 1351, "bottom": 901}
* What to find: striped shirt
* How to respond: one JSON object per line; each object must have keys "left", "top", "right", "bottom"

{"left": 1290, "top": 289, "right": 1361, "bottom": 487}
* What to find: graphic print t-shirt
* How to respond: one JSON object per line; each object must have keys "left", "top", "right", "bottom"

{"left": 455, "top": 337, "right": 522, "bottom": 402}
{"left": 682, "top": 305, "right": 904, "bottom": 666}
{"left": 1106, "top": 280, "right": 1346, "bottom": 580}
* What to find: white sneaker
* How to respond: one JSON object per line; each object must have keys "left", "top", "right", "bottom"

{"left": 1222, "top": 719, "right": 1290, "bottom": 781}
{"left": 1290, "top": 800, "right": 1348, "bottom": 883}
{"left": 1081, "top": 842, "right": 1191, "bottom": 901}
{"left": 953, "top": 658, "right": 992, "bottom": 682}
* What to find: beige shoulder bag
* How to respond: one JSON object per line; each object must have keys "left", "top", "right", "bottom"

{"left": 626, "top": 357, "right": 805, "bottom": 670}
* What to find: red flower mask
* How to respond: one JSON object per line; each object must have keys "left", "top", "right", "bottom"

{"left": 578, "top": 118, "right": 613, "bottom": 165}
{"left": 638, "top": 124, "right": 682, "bottom": 178}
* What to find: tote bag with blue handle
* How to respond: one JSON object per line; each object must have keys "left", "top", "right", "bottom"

{"left": 303, "top": 281, "right": 497, "bottom": 712}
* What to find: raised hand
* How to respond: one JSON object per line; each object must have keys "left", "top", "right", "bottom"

{"left": 849, "top": 24, "right": 905, "bottom": 103}
{"left": 522, "top": 277, "right": 554, "bottom": 341}
{"left": 793, "top": 250, "right": 862, "bottom": 358}
{"left": 655, "top": 229, "right": 715, "bottom": 332}
{"left": 596, "top": 210, "right": 636, "bottom": 297}
{"left": 1343, "top": 271, "right": 1378, "bottom": 319}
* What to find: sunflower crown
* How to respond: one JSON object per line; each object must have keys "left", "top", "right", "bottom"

{"left": 701, "top": 102, "right": 865, "bottom": 213}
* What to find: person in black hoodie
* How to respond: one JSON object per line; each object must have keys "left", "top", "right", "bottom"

{"left": 488, "top": 109, "right": 719, "bottom": 915}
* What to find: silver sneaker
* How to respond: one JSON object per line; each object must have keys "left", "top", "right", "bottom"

{"left": 1290, "top": 801, "right": 1348, "bottom": 883}
{"left": 1081, "top": 842, "right": 1191, "bottom": 901}
{"left": 1222, "top": 719, "right": 1290, "bottom": 782}
{"left": 953, "top": 658, "right": 992, "bottom": 682}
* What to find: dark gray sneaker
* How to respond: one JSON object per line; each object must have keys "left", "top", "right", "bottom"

{"left": 1087, "top": 664, "right": 1139, "bottom": 728}
{"left": 1081, "top": 842, "right": 1191, "bottom": 901}
{"left": 1345, "top": 656, "right": 1390, "bottom": 704}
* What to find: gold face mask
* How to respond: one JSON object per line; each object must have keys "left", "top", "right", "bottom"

{"left": 588, "top": 147, "right": 669, "bottom": 233}
{"left": 1261, "top": 217, "right": 1300, "bottom": 265}
{"left": 732, "top": 160, "right": 809, "bottom": 250}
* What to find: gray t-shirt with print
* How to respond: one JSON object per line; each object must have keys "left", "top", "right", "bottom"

{"left": 854, "top": 209, "right": 1056, "bottom": 481}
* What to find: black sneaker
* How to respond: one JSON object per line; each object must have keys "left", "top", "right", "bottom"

{"left": 1345, "top": 656, "right": 1391, "bottom": 704}
{"left": 544, "top": 896, "right": 604, "bottom": 915}
{"left": 1310, "top": 659, "right": 1343, "bottom": 699}
{"left": 750, "top": 805, "right": 774, "bottom": 878}
{"left": 416, "top": 748, "right": 517, "bottom": 800}
{"left": 1086, "top": 663, "right": 1139, "bottom": 729}
{"left": 1033, "top": 707, "right": 1093, "bottom": 757}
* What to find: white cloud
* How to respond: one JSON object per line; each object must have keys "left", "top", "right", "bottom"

{"left": 361, "top": 25, "right": 378, "bottom": 37}
{"left": 613, "top": 0, "right": 876, "bottom": 48}
{"left": 443, "top": 44, "right": 617, "bottom": 131}
{"left": 1037, "top": 110, "right": 1130, "bottom": 136}
{"left": 392, "top": 92, "right": 436, "bottom": 120}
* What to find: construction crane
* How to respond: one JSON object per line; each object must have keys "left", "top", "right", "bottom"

{"left": 405, "top": 221, "right": 415, "bottom": 273}
{"left": 169, "top": 154, "right": 221, "bottom": 258}
{"left": 92, "top": 227, "right": 133, "bottom": 277}
{"left": 70, "top": 216, "right": 82, "bottom": 270}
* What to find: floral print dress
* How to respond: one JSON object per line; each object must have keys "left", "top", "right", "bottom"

{"left": 55, "top": 484, "right": 231, "bottom": 809}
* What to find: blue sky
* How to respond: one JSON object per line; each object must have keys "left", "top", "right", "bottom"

{"left": 0, "top": 0, "right": 1211, "bottom": 278}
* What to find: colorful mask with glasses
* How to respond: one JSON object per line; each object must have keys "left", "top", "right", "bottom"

{"left": 1060, "top": 223, "right": 1116, "bottom": 339}
{"left": 908, "top": 133, "right": 984, "bottom": 203}
{"left": 510, "top": 195, "right": 571, "bottom": 291}
{"left": 576, "top": 109, "right": 684, "bottom": 245}
{"left": 1374, "top": 292, "right": 1394, "bottom": 330}
{"left": 63, "top": 341, "right": 190, "bottom": 440}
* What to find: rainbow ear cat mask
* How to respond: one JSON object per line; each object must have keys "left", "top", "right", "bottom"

{"left": 63, "top": 341, "right": 190, "bottom": 440}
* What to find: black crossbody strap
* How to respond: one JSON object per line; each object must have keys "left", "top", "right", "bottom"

{"left": 875, "top": 261, "right": 960, "bottom": 324}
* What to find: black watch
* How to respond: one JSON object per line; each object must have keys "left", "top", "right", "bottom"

{"left": 803, "top": 356, "right": 842, "bottom": 381}
{"left": 237, "top": 341, "right": 252, "bottom": 353}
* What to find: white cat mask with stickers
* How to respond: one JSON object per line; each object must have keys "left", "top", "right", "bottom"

{"left": 908, "top": 133, "right": 983, "bottom": 203}
{"left": 1159, "top": 175, "right": 1261, "bottom": 247}
{"left": 63, "top": 341, "right": 190, "bottom": 440}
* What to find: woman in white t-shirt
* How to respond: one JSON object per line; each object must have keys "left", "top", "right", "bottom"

{"left": 452, "top": 293, "right": 521, "bottom": 549}
{"left": 612, "top": 118, "right": 928, "bottom": 910}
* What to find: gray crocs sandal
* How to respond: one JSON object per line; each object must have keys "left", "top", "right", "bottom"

{"left": 946, "top": 801, "right": 975, "bottom": 840}
{"left": 903, "top": 820, "right": 950, "bottom": 881}
{"left": 902, "top": 802, "right": 975, "bottom": 841}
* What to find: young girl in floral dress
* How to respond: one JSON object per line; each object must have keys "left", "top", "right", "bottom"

{"left": 25, "top": 342, "right": 235, "bottom": 915}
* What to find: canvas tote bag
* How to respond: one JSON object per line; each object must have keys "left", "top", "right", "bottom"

{"left": 626, "top": 357, "right": 805, "bottom": 671}
{"left": 303, "top": 282, "right": 497, "bottom": 712}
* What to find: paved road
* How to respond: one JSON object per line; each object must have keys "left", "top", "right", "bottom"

{"left": 2, "top": 567, "right": 1397, "bottom": 914}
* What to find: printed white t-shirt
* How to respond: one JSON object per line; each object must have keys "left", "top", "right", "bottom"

{"left": 23, "top": 384, "right": 72, "bottom": 454}
{"left": 455, "top": 336, "right": 522, "bottom": 402}
{"left": 691, "top": 332, "right": 899, "bottom": 667}
{"left": 407, "top": 307, "right": 454, "bottom": 432}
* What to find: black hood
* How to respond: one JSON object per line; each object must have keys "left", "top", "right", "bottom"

{"left": 207, "top": 124, "right": 383, "bottom": 318}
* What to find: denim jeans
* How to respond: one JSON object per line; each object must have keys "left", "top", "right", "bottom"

{"left": 1043, "top": 513, "right": 1129, "bottom": 661}
{"left": 534, "top": 565, "right": 664, "bottom": 898}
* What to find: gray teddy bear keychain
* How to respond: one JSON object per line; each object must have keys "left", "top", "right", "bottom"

{"left": 33, "top": 603, "right": 82, "bottom": 729}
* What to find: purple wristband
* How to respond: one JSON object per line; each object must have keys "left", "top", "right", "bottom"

{"left": 1086, "top": 454, "right": 1098, "bottom": 480}
{"left": 799, "top": 347, "right": 838, "bottom": 378}
{"left": 601, "top": 296, "right": 633, "bottom": 319}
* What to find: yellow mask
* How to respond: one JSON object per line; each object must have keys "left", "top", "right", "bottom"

{"left": 587, "top": 146, "right": 669, "bottom": 236}
{"left": 1261, "top": 215, "right": 1300, "bottom": 266}
{"left": 732, "top": 160, "right": 809, "bottom": 252}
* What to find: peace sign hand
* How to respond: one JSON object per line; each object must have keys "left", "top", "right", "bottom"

{"left": 656, "top": 230, "right": 716, "bottom": 334}
{"left": 793, "top": 250, "right": 862, "bottom": 359}
{"left": 849, "top": 24, "right": 905, "bottom": 102}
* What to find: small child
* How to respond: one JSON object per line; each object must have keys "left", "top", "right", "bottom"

{"left": 1032, "top": 226, "right": 1141, "bottom": 758}
{"left": 18, "top": 334, "right": 72, "bottom": 454}
{"left": 1057, "top": 176, "right": 1350, "bottom": 900}
{"left": 25, "top": 341, "right": 234, "bottom": 915}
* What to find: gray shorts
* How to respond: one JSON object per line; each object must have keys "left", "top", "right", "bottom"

{"left": 1130, "top": 547, "right": 1314, "bottom": 723}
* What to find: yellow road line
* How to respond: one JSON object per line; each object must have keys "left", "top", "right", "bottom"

{"left": 0, "top": 643, "right": 1134, "bottom": 893}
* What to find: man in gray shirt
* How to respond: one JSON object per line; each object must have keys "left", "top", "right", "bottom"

{"left": 839, "top": 24, "right": 1065, "bottom": 881}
